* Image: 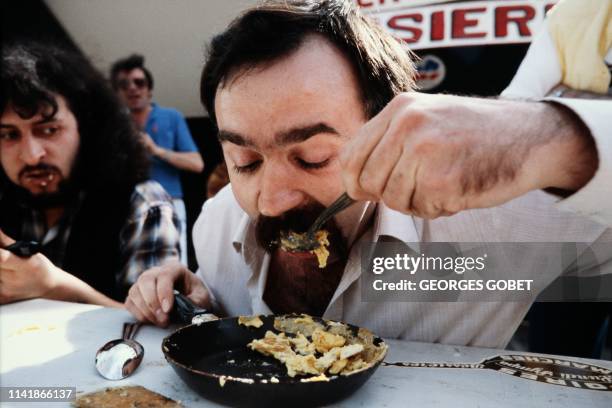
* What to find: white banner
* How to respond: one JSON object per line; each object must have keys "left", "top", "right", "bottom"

{"left": 358, "top": 0, "right": 560, "bottom": 50}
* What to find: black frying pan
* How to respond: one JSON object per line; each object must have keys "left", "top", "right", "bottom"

{"left": 162, "top": 293, "right": 387, "bottom": 407}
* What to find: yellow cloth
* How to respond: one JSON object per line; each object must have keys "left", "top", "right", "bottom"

{"left": 547, "top": 0, "right": 612, "bottom": 93}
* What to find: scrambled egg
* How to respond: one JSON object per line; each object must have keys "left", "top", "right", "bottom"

{"left": 311, "top": 328, "right": 345, "bottom": 353}
{"left": 300, "top": 373, "right": 330, "bottom": 383}
{"left": 248, "top": 331, "right": 320, "bottom": 377}
{"left": 247, "top": 314, "right": 387, "bottom": 380}
{"left": 311, "top": 230, "right": 330, "bottom": 268}
{"left": 279, "top": 230, "right": 330, "bottom": 268}
{"left": 289, "top": 333, "right": 316, "bottom": 355}
{"left": 238, "top": 315, "right": 264, "bottom": 328}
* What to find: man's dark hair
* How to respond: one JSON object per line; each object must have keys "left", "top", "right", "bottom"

{"left": 0, "top": 43, "right": 149, "bottom": 192}
{"left": 200, "top": 0, "right": 415, "bottom": 126}
{"left": 109, "top": 54, "right": 154, "bottom": 90}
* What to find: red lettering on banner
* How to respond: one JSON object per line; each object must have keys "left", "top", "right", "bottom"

{"left": 452, "top": 8, "right": 487, "bottom": 39}
{"left": 495, "top": 6, "right": 535, "bottom": 37}
{"left": 362, "top": 1, "right": 560, "bottom": 50}
{"left": 431, "top": 11, "right": 444, "bottom": 41}
{"left": 545, "top": 3, "right": 556, "bottom": 13}
{"left": 388, "top": 14, "right": 423, "bottom": 43}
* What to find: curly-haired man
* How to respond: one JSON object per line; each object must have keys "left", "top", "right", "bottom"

{"left": 0, "top": 44, "right": 181, "bottom": 307}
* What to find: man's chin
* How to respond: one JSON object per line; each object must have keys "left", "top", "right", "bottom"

{"left": 23, "top": 184, "right": 59, "bottom": 196}
{"left": 11, "top": 184, "right": 75, "bottom": 209}
{"left": 26, "top": 192, "right": 69, "bottom": 209}
{"left": 128, "top": 100, "right": 147, "bottom": 111}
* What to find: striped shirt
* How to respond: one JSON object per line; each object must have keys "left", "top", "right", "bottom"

{"left": 15, "top": 180, "right": 180, "bottom": 288}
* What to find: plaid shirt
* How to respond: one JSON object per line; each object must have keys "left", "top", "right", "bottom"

{"left": 13, "top": 180, "right": 180, "bottom": 287}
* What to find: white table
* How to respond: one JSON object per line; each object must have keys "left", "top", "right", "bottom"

{"left": 1, "top": 299, "right": 610, "bottom": 407}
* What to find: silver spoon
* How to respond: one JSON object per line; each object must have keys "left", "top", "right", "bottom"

{"left": 95, "top": 322, "right": 144, "bottom": 380}
{"left": 280, "top": 192, "right": 356, "bottom": 251}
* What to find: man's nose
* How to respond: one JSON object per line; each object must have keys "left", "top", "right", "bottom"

{"left": 18, "top": 135, "right": 45, "bottom": 165}
{"left": 258, "top": 164, "right": 305, "bottom": 217}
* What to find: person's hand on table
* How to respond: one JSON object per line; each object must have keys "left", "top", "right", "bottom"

{"left": 125, "top": 260, "right": 211, "bottom": 327}
{"left": 341, "top": 92, "right": 597, "bottom": 219}
{"left": 0, "top": 229, "right": 65, "bottom": 304}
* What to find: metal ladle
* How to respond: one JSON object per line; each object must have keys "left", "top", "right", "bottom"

{"left": 95, "top": 322, "right": 144, "bottom": 380}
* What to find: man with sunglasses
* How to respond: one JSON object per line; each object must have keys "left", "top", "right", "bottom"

{"left": 110, "top": 55, "right": 204, "bottom": 264}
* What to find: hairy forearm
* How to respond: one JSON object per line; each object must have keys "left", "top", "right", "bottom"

{"left": 525, "top": 102, "right": 598, "bottom": 193}
{"left": 156, "top": 149, "right": 204, "bottom": 173}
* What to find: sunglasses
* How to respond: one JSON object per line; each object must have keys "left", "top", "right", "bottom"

{"left": 116, "top": 78, "right": 148, "bottom": 90}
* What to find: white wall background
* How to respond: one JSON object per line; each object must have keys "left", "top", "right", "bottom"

{"left": 45, "top": 0, "right": 256, "bottom": 117}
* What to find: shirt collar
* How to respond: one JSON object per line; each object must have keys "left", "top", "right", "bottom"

{"left": 374, "top": 204, "right": 421, "bottom": 242}
{"left": 232, "top": 213, "right": 251, "bottom": 253}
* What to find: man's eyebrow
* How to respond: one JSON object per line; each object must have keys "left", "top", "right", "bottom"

{"left": 275, "top": 123, "right": 339, "bottom": 146}
{"left": 0, "top": 116, "right": 59, "bottom": 128}
{"left": 0, "top": 117, "right": 57, "bottom": 128}
{"left": 218, "top": 130, "right": 256, "bottom": 147}
{"left": 217, "top": 122, "right": 340, "bottom": 148}
{"left": 34, "top": 117, "right": 58, "bottom": 125}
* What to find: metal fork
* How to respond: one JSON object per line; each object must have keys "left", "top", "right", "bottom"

{"left": 306, "top": 192, "right": 355, "bottom": 236}
{"left": 123, "top": 322, "right": 141, "bottom": 340}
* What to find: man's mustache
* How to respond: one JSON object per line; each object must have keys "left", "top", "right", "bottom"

{"left": 18, "top": 163, "right": 61, "bottom": 179}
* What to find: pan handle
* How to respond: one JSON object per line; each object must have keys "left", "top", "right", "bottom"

{"left": 172, "top": 290, "right": 218, "bottom": 324}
